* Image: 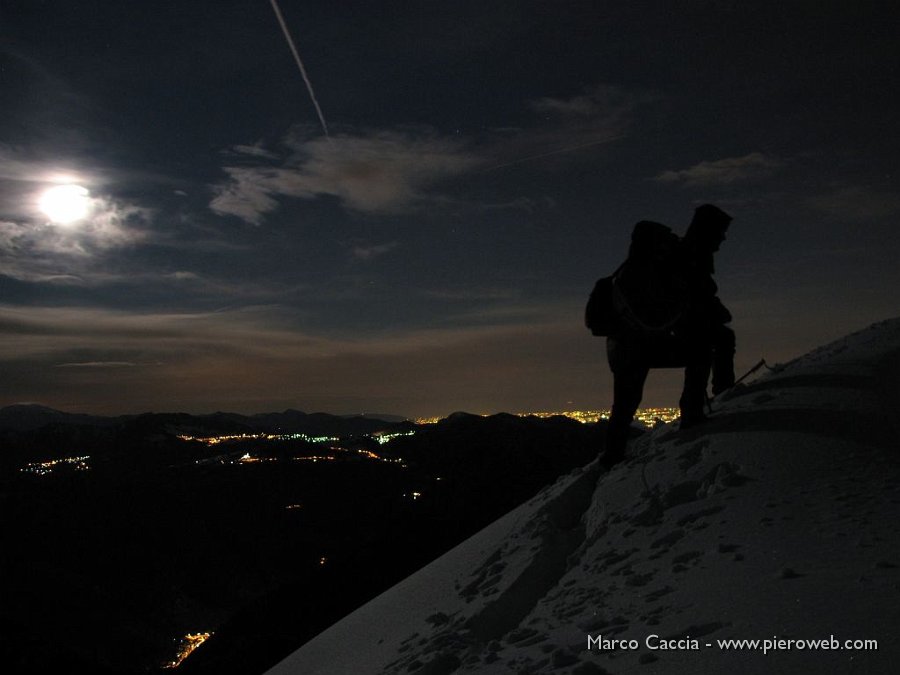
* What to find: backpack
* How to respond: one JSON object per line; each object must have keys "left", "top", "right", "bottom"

{"left": 584, "top": 267, "right": 623, "bottom": 337}
{"left": 587, "top": 221, "right": 688, "bottom": 338}
{"left": 585, "top": 255, "right": 686, "bottom": 338}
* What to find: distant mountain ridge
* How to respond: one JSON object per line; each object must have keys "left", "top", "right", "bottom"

{"left": 0, "top": 404, "right": 408, "bottom": 435}
{"left": 0, "top": 404, "right": 116, "bottom": 431}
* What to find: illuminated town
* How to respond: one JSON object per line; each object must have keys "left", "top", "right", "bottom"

{"left": 177, "top": 432, "right": 340, "bottom": 445}
{"left": 176, "top": 409, "right": 679, "bottom": 468}
{"left": 372, "top": 430, "right": 416, "bottom": 444}
{"left": 20, "top": 455, "right": 91, "bottom": 476}
{"left": 415, "top": 408, "right": 681, "bottom": 427}
{"left": 18, "top": 410, "right": 680, "bottom": 476}
{"left": 162, "top": 632, "right": 213, "bottom": 669}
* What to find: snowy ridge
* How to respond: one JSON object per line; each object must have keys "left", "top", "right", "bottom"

{"left": 266, "top": 319, "right": 900, "bottom": 675}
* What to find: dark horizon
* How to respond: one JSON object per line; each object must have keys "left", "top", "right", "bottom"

{"left": 0, "top": 399, "right": 663, "bottom": 421}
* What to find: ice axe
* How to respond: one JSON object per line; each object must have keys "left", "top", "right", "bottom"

{"left": 706, "top": 358, "right": 772, "bottom": 413}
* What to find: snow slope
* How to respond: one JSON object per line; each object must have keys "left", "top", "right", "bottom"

{"left": 266, "top": 319, "right": 900, "bottom": 675}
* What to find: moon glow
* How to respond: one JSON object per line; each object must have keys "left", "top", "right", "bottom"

{"left": 39, "top": 184, "right": 91, "bottom": 224}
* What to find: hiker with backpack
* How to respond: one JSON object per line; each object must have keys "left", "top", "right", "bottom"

{"left": 586, "top": 205, "right": 735, "bottom": 465}
{"left": 678, "top": 204, "right": 735, "bottom": 428}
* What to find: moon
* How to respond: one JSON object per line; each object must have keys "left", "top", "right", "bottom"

{"left": 39, "top": 184, "right": 91, "bottom": 224}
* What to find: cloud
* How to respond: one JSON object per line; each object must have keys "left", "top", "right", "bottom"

{"left": 0, "top": 197, "right": 149, "bottom": 283}
{"left": 806, "top": 185, "right": 900, "bottom": 220}
{"left": 655, "top": 152, "right": 782, "bottom": 187}
{"left": 0, "top": 145, "right": 107, "bottom": 194}
{"left": 0, "top": 305, "right": 307, "bottom": 361}
{"left": 226, "top": 143, "right": 281, "bottom": 160}
{"left": 210, "top": 129, "right": 480, "bottom": 224}
{"left": 419, "top": 286, "right": 519, "bottom": 302}
{"left": 56, "top": 361, "right": 140, "bottom": 368}
{"left": 0, "top": 145, "right": 155, "bottom": 283}
{"left": 479, "top": 84, "right": 648, "bottom": 171}
{"left": 529, "top": 84, "right": 641, "bottom": 120}
{"left": 351, "top": 241, "right": 399, "bottom": 261}
{"left": 207, "top": 168, "right": 281, "bottom": 225}
{"left": 210, "top": 83, "right": 651, "bottom": 224}
{"left": 0, "top": 301, "right": 589, "bottom": 416}
{"left": 0, "top": 296, "right": 579, "bottom": 364}
{"left": 168, "top": 270, "right": 201, "bottom": 281}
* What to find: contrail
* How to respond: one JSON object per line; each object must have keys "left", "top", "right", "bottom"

{"left": 481, "top": 135, "right": 623, "bottom": 172}
{"left": 269, "top": 0, "right": 331, "bottom": 140}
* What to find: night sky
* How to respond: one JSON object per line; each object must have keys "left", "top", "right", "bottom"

{"left": 2, "top": 0, "right": 898, "bottom": 417}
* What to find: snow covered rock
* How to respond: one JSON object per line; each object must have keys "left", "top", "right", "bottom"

{"left": 266, "top": 319, "right": 900, "bottom": 674}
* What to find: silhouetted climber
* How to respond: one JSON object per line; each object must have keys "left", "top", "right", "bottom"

{"left": 603, "top": 221, "right": 687, "bottom": 465}
{"left": 678, "top": 204, "right": 735, "bottom": 428}
{"left": 600, "top": 206, "right": 735, "bottom": 465}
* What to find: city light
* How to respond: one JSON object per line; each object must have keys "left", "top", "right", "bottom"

{"left": 238, "top": 453, "right": 276, "bottom": 464}
{"left": 177, "top": 432, "right": 339, "bottom": 445}
{"left": 414, "top": 416, "right": 443, "bottom": 425}
{"left": 372, "top": 430, "right": 416, "bottom": 445}
{"left": 163, "top": 632, "right": 213, "bottom": 669}
{"left": 414, "top": 408, "right": 680, "bottom": 427}
{"left": 169, "top": 409, "right": 682, "bottom": 475}
{"left": 20, "top": 455, "right": 91, "bottom": 476}
{"left": 633, "top": 408, "right": 681, "bottom": 426}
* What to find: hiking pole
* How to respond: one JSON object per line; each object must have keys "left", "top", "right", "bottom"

{"left": 706, "top": 358, "right": 771, "bottom": 414}
{"left": 734, "top": 358, "right": 770, "bottom": 386}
